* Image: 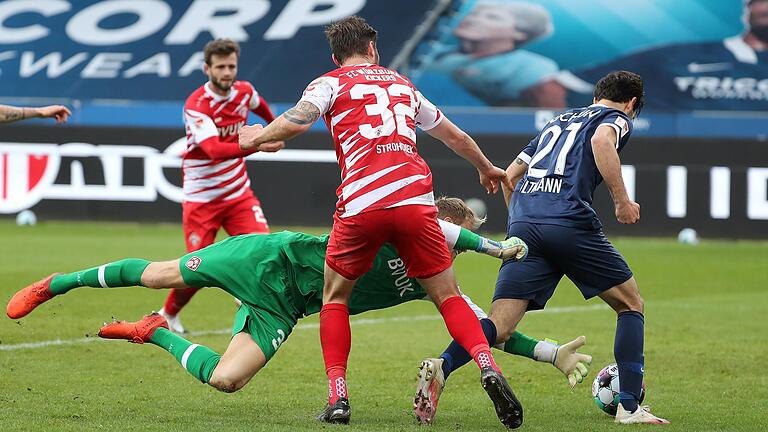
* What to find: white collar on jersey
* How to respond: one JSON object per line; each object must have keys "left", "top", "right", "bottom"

{"left": 204, "top": 81, "right": 239, "bottom": 103}
{"left": 723, "top": 36, "right": 758, "bottom": 64}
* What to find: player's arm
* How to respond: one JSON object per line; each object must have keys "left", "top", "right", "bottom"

{"left": 439, "top": 220, "right": 527, "bottom": 261}
{"left": 425, "top": 117, "right": 512, "bottom": 194}
{"left": 591, "top": 125, "right": 639, "bottom": 224}
{"left": 503, "top": 156, "right": 529, "bottom": 207}
{"left": 0, "top": 104, "right": 71, "bottom": 124}
{"left": 240, "top": 77, "right": 331, "bottom": 151}
{"left": 185, "top": 109, "right": 271, "bottom": 159}
{"left": 239, "top": 101, "right": 318, "bottom": 152}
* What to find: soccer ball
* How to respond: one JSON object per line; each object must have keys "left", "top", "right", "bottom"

{"left": 15, "top": 210, "right": 37, "bottom": 226}
{"left": 677, "top": 228, "right": 699, "bottom": 245}
{"left": 591, "top": 363, "right": 645, "bottom": 415}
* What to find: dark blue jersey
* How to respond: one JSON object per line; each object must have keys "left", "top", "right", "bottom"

{"left": 562, "top": 37, "right": 768, "bottom": 111}
{"left": 508, "top": 104, "right": 633, "bottom": 231}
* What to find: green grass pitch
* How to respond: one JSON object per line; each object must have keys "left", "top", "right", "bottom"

{"left": 1, "top": 221, "right": 766, "bottom": 431}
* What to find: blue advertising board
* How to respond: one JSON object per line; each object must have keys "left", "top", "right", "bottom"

{"left": 0, "top": 0, "right": 435, "bottom": 102}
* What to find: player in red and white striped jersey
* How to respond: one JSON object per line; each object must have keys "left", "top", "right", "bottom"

{"left": 159, "top": 39, "right": 283, "bottom": 332}
{"left": 239, "top": 17, "right": 522, "bottom": 428}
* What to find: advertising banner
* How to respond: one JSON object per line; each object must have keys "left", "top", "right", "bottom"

{"left": 0, "top": 0, "right": 434, "bottom": 103}
{"left": 407, "top": 0, "right": 768, "bottom": 111}
{"left": 2, "top": 125, "right": 767, "bottom": 239}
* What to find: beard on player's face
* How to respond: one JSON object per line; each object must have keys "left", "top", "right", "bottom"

{"left": 210, "top": 76, "right": 233, "bottom": 92}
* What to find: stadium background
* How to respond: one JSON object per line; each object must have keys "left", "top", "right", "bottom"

{"left": 0, "top": 0, "right": 766, "bottom": 238}
{"left": 1, "top": 2, "right": 767, "bottom": 431}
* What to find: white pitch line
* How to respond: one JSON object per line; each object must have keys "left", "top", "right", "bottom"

{"left": 0, "top": 304, "right": 609, "bottom": 352}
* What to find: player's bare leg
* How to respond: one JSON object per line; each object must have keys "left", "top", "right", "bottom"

{"left": 317, "top": 264, "right": 356, "bottom": 424}
{"left": 99, "top": 314, "right": 265, "bottom": 391}
{"left": 599, "top": 277, "right": 669, "bottom": 424}
{"left": 419, "top": 269, "right": 523, "bottom": 429}
{"left": 208, "top": 333, "right": 267, "bottom": 392}
{"left": 7, "top": 259, "right": 189, "bottom": 319}
{"left": 488, "top": 298, "right": 529, "bottom": 343}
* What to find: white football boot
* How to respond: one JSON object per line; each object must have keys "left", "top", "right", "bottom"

{"left": 553, "top": 336, "right": 593, "bottom": 387}
{"left": 158, "top": 307, "right": 186, "bottom": 334}
{"left": 615, "top": 404, "right": 670, "bottom": 424}
{"left": 413, "top": 358, "right": 446, "bottom": 425}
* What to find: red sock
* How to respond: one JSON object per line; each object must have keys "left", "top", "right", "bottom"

{"left": 163, "top": 288, "right": 200, "bottom": 316}
{"left": 439, "top": 296, "right": 501, "bottom": 373}
{"left": 320, "top": 303, "right": 350, "bottom": 404}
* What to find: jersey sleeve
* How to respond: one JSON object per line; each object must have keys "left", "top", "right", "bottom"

{"left": 298, "top": 76, "right": 334, "bottom": 115}
{"left": 247, "top": 82, "right": 261, "bottom": 110}
{"left": 438, "top": 219, "right": 461, "bottom": 250}
{"left": 517, "top": 136, "right": 539, "bottom": 164}
{"left": 597, "top": 113, "right": 633, "bottom": 150}
{"left": 414, "top": 90, "right": 444, "bottom": 131}
{"left": 184, "top": 109, "right": 218, "bottom": 143}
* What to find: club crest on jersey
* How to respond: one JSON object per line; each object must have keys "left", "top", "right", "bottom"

{"left": 615, "top": 117, "right": 630, "bottom": 138}
{"left": 185, "top": 256, "right": 202, "bottom": 271}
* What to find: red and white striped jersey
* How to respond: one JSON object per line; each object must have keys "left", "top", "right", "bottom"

{"left": 182, "top": 81, "right": 263, "bottom": 203}
{"left": 299, "top": 64, "right": 443, "bottom": 218}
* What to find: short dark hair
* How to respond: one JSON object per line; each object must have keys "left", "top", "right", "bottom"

{"left": 324, "top": 16, "right": 378, "bottom": 63}
{"left": 203, "top": 39, "right": 240, "bottom": 65}
{"left": 594, "top": 71, "right": 645, "bottom": 115}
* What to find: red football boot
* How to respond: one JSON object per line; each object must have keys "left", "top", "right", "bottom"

{"left": 6, "top": 273, "right": 60, "bottom": 319}
{"left": 98, "top": 312, "right": 168, "bottom": 344}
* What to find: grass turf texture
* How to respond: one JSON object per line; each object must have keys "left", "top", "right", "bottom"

{"left": 1, "top": 221, "right": 766, "bottom": 432}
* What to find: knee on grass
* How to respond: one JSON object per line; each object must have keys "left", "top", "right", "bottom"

{"left": 208, "top": 373, "right": 248, "bottom": 393}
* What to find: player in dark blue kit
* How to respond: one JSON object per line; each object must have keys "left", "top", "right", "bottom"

{"left": 416, "top": 71, "right": 669, "bottom": 426}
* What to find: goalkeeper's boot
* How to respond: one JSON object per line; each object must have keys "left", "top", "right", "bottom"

{"left": 7, "top": 273, "right": 60, "bottom": 319}
{"left": 615, "top": 404, "right": 670, "bottom": 424}
{"left": 414, "top": 358, "right": 446, "bottom": 425}
{"left": 158, "top": 307, "right": 186, "bottom": 334}
{"left": 553, "top": 336, "right": 593, "bottom": 387}
{"left": 481, "top": 367, "right": 523, "bottom": 429}
{"left": 98, "top": 312, "right": 168, "bottom": 344}
{"left": 316, "top": 397, "right": 351, "bottom": 424}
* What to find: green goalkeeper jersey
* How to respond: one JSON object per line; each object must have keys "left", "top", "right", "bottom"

{"left": 279, "top": 231, "right": 429, "bottom": 316}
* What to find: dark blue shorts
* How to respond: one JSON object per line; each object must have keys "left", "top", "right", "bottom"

{"left": 494, "top": 222, "right": 633, "bottom": 310}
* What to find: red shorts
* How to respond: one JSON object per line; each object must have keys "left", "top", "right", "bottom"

{"left": 182, "top": 194, "right": 269, "bottom": 252}
{"left": 326, "top": 205, "right": 452, "bottom": 280}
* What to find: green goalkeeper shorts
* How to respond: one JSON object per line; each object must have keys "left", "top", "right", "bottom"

{"left": 178, "top": 233, "right": 305, "bottom": 361}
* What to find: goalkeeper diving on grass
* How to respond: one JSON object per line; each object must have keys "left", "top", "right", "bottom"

{"left": 6, "top": 198, "right": 590, "bottom": 396}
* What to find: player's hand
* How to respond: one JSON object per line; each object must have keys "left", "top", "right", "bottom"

{"left": 499, "top": 237, "right": 528, "bottom": 261}
{"left": 238, "top": 124, "right": 264, "bottom": 150}
{"left": 36, "top": 105, "right": 71, "bottom": 123}
{"left": 552, "top": 336, "right": 593, "bottom": 388}
{"left": 257, "top": 140, "right": 285, "bottom": 153}
{"left": 615, "top": 200, "right": 640, "bottom": 224}
{"left": 479, "top": 166, "right": 511, "bottom": 194}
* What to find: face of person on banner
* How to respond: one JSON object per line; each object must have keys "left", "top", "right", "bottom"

{"left": 453, "top": 2, "right": 552, "bottom": 58}
{"left": 746, "top": 0, "right": 768, "bottom": 45}
{"left": 203, "top": 52, "right": 238, "bottom": 94}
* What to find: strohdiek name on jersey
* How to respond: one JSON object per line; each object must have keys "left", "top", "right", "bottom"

{"left": 519, "top": 178, "right": 564, "bottom": 195}
{"left": 376, "top": 142, "right": 415, "bottom": 155}
{"left": 387, "top": 258, "right": 415, "bottom": 297}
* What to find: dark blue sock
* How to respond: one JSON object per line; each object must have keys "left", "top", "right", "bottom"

{"left": 440, "top": 318, "right": 497, "bottom": 379}
{"left": 615, "top": 311, "right": 645, "bottom": 413}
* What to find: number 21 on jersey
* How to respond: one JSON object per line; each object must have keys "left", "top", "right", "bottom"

{"left": 527, "top": 122, "right": 583, "bottom": 179}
